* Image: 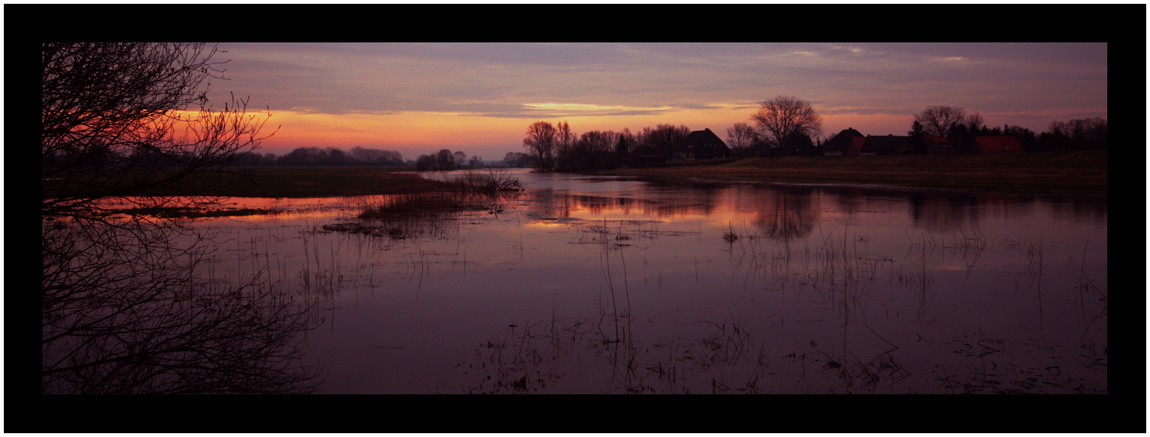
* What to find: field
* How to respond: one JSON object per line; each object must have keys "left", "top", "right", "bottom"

{"left": 606, "top": 151, "right": 1108, "bottom": 193}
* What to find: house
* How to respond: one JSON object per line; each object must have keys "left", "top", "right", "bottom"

{"left": 924, "top": 134, "right": 952, "bottom": 154}
{"left": 820, "top": 128, "right": 865, "bottom": 156}
{"left": 671, "top": 128, "right": 731, "bottom": 160}
{"left": 629, "top": 145, "right": 666, "bottom": 167}
{"left": 861, "top": 135, "right": 911, "bottom": 155}
{"left": 973, "top": 136, "right": 1023, "bottom": 153}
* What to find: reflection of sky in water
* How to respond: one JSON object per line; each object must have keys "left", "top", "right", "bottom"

{"left": 183, "top": 170, "right": 1107, "bottom": 393}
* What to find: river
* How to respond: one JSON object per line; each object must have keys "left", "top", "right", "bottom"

{"left": 184, "top": 168, "right": 1107, "bottom": 394}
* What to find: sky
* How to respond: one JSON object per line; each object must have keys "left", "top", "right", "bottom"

{"left": 208, "top": 42, "right": 1109, "bottom": 162}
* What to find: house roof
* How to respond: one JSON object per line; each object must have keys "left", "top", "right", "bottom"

{"left": 674, "top": 128, "right": 729, "bottom": 153}
{"left": 821, "top": 128, "right": 865, "bottom": 152}
{"left": 975, "top": 136, "right": 1023, "bottom": 153}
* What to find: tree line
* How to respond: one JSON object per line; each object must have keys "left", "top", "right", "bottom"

{"left": 904, "top": 107, "right": 1106, "bottom": 154}
{"left": 235, "top": 146, "right": 406, "bottom": 166}
{"left": 517, "top": 120, "right": 707, "bottom": 172}
{"left": 413, "top": 149, "right": 484, "bottom": 171}
{"left": 725, "top": 97, "right": 1108, "bottom": 157}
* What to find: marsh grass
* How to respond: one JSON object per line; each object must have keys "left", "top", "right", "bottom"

{"left": 438, "top": 168, "right": 525, "bottom": 194}
{"left": 358, "top": 192, "right": 486, "bottom": 218}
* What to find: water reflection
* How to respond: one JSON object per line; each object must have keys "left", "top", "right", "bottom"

{"left": 159, "top": 169, "right": 1105, "bottom": 394}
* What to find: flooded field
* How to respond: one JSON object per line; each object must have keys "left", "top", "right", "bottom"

{"left": 141, "top": 169, "right": 1107, "bottom": 394}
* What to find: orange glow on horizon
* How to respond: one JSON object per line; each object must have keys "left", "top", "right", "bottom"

{"left": 247, "top": 105, "right": 1068, "bottom": 158}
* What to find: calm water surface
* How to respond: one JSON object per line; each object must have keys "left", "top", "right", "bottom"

{"left": 190, "top": 169, "right": 1107, "bottom": 394}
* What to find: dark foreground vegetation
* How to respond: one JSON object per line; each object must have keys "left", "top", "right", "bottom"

{"left": 42, "top": 42, "right": 323, "bottom": 396}
{"left": 606, "top": 151, "right": 1107, "bottom": 192}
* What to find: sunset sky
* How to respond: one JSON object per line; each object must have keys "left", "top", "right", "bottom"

{"left": 209, "top": 42, "right": 1108, "bottom": 162}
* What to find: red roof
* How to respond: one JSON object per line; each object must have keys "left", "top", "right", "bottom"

{"left": 923, "top": 134, "right": 948, "bottom": 144}
{"left": 975, "top": 136, "right": 1023, "bottom": 153}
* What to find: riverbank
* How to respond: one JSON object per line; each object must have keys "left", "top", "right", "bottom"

{"left": 603, "top": 151, "right": 1107, "bottom": 193}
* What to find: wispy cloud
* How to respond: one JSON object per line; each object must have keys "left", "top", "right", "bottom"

{"left": 213, "top": 42, "right": 1107, "bottom": 154}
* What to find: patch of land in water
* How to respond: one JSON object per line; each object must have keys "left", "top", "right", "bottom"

{"left": 601, "top": 151, "right": 1108, "bottom": 193}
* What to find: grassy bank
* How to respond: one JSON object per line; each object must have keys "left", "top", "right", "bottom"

{"left": 605, "top": 151, "right": 1107, "bottom": 193}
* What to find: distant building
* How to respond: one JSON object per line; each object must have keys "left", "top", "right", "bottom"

{"left": 821, "top": 128, "right": 865, "bottom": 156}
{"left": 973, "top": 136, "right": 1024, "bottom": 153}
{"left": 924, "top": 134, "right": 952, "bottom": 154}
{"left": 861, "top": 134, "right": 911, "bottom": 155}
{"left": 671, "top": 128, "right": 731, "bottom": 160}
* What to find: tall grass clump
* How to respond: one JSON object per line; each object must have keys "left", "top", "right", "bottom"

{"left": 444, "top": 168, "right": 524, "bottom": 194}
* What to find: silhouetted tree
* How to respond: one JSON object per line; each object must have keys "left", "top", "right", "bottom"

{"left": 523, "top": 121, "right": 558, "bottom": 171}
{"left": 776, "top": 131, "right": 816, "bottom": 156}
{"left": 563, "top": 130, "right": 619, "bottom": 171}
{"left": 436, "top": 149, "right": 457, "bottom": 171}
{"left": 327, "top": 147, "right": 347, "bottom": 165}
{"left": 1043, "top": 117, "right": 1107, "bottom": 151}
{"left": 944, "top": 112, "right": 987, "bottom": 153}
{"left": 750, "top": 96, "right": 823, "bottom": 153}
{"left": 556, "top": 121, "right": 575, "bottom": 166}
{"left": 1002, "top": 124, "right": 1038, "bottom": 152}
{"left": 907, "top": 120, "right": 929, "bottom": 154}
{"left": 638, "top": 123, "right": 692, "bottom": 156}
{"left": 416, "top": 154, "right": 435, "bottom": 171}
{"left": 726, "top": 122, "right": 760, "bottom": 157}
{"left": 913, "top": 105, "right": 977, "bottom": 140}
{"left": 617, "top": 127, "right": 639, "bottom": 154}
{"left": 347, "top": 146, "right": 404, "bottom": 165}
{"left": 42, "top": 43, "right": 321, "bottom": 394}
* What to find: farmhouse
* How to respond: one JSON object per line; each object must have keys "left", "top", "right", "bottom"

{"left": 671, "top": 128, "right": 731, "bottom": 161}
{"left": 821, "top": 128, "right": 865, "bottom": 156}
{"left": 924, "top": 134, "right": 952, "bottom": 154}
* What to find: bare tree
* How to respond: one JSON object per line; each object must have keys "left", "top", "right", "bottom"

{"left": 1046, "top": 117, "right": 1108, "bottom": 151}
{"left": 638, "top": 123, "right": 692, "bottom": 155}
{"left": 565, "top": 130, "right": 619, "bottom": 170}
{"left": 437, "top": 149, "right": 457, "bottom": 170}
{"left": 42, "top": 43, "right": 322, "bottom": 394}
{"left": 750, "top": 96, "right": 823, "bottom": 151}
{"left": 557, "top": 120, "right": 575, "bottom": 154}
{"left": 523, "top": 121, "right": 558, "bottom": 171}
{"left": 913, "top": 105, "right": 971, "bottom": 139}
{"left": 726, "top": 122, "right": 760, "bottom": 156}
{"left": 42, "top": 43, "right": 279, "bottom": 217}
